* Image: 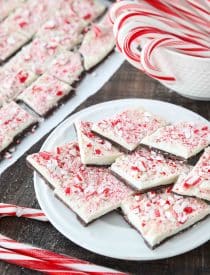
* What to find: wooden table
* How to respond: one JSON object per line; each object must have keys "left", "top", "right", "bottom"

{"left": 0, "top": 62, "right": 210, "bottom": 275}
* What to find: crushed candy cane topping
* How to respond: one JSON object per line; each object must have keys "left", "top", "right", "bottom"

{"left": 93, "top": 108, "right": 166, "bottom": 147}
{"left": 123, "top": 187, "right": 210, "bottom": 230}
{"left": 173, "top": 148, "right": 210, "bottom": 199}
{"left": 29, "top": 142, "right": 132, "bottom": 216}
{"left": 148, "top": 122, "right": 210, "bottom": 153}
{"left": 111, "top": 147, "right": 184, "bottom": 186}
{"left": 78, "top": 121, "right": 119, "bottom": 156}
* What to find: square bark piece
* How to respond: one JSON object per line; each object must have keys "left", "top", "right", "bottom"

{"left": 75, "top": 120, "right": 122, "bottom": 165}
{"left": 92, "top": 108, "right": 167, "bottom": 151}
{"left": 0, "top": 101, "right": 38, "bottom": 153}
{"left": 111, "top": 147, "right": 186, "bottom": 191}
{"left": 17, "top": 74, "right": 72, "bottom": 116}
{"left": 27, "top": 142, "right": 133, "bottom": 224}
{"left": 141, "top": 121, "right": 210, "bottom": 159}
{"left": 121, "top": 187, "right": 210, "bottom": 249}
{"left": 173, "top": 147, "right": 210, "bottom": 201}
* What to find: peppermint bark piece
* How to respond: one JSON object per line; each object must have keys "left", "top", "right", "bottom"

{"left": 27, "top": 142, "right": 82, "bottom": 190}
{"left": 75, "top": 120, "right": 122, "bottom": 165}
{"left": 16, "top": 38, "right": 60, "bottom": 75}
{"left": 173, "top": 147, "right": 210, "bottom": 201}
{"left": 48, "top": 51, "right": 83, "bottom": 84}
{"left": 17, "top": 74, "right": 72, "bottom": 116}
{"left": 111, "top": 147, "right": 185, "bottom": 191}
{"left": 0, "top": 65, "right": 37, "bottom": 105}
{"left": 79, "top": 15, "right": 115, "bottom": 70}
{"left": 92, "top": 108, "right": 167, "bottom": 151}
{"left": 27, "top": 142, "right": 133, "bottom": 224}
{"left": 121, "top": 187, "right": 210, "bottom": 249}
{"left": 3, "top": 0, "right": 55, "bottom": 38}
{"left": 71, "top": 0, "right": 106, "bottom": 23}
{"left": 54, "top": 165, "right": 132, "bottom": 224}
{"left": 0, "top": 102, "right": 38, "bottom": 154}
{"left": 141, "top": 122, "right": 210, "bottom": 159}
{"left": 36, "top": 12, "right": 86, "bottom": 51}
{"left": 0, "top": 23, "right": 28, "bottom": 62}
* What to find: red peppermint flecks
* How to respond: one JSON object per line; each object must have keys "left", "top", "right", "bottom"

{"left": 86, "top": 143, "right": 92, "bottom": 148}
{"left": 19, "top": 21, "right": 28, "bottom": 28}
{"left": 65, "top": 187, "right": 71, "bottom": 195}
{"left": 111, "top": 119, "right": 121, "bottom": 127}
{"left": 77, "top": 174, "right": 83, "bottom": 181}
{"left": 56, "top": 147, "right": 61, "bottom": 154}
{"left": 86, "top": 132, "right": 95, "bottom": 138}
{"left": 184, "top": 207, "right": 193, "bottom": 214}
{"left": 17, "top": 71, "right": 28, "bottom": 83}
{"left": 183, "top": 177, "right": 201, "bottom": 188}
{"left": 155, "top": 209, "right": 160, "bottom": 217}
{"left": 56, "top": 91, "right": 63, "bottom": 96}
{"left": 95, "top": 149, "right": 101, "bottom": 155}
{"left": 202, "top": 126, "right": 208, "bottom": 131}
{"left": 93, "top": 25, "right": 102, "bottom": 37}
{"left": 83, "top": 13, "right": 91, "bottom": 20}
{"left": 131, "top": 166, "right": 140, "bottom": 172}
{"left": 40, "top": 152, "right": 51, "bottom": 160}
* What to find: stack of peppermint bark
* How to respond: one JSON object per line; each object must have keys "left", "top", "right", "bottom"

{"left": 0, "top": 0, "right": 115, "bottom": 159}
{"left": 27, "top": 107, "right": 210, "bottom": 249}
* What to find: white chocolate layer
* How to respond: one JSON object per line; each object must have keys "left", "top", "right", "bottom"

{"left": 18, "top": 74, "right": 72, "bottom": 116}
{"left": 75, "top": 120, "right": 121, "bottom": 165}
{"left": 173, "top": 147, "right": 210, "bottom": 201}
{"left": 111, "top": 147, "right": 186, "bottom": 191}
{"left": 141, "top": 122, "right": 210, "bottom": 159}
{"left": 121, "top": 187, "right": 210, "bottom": 248}
{"left": 92, "top": 108, "right": 167, "bottom": 151}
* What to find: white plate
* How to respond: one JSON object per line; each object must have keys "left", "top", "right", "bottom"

{"left": 34, "top": 99, "right": 210, "bottom": 261}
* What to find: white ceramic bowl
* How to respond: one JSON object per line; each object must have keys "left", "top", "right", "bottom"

{"left": 143, "top": 46, "right": 210, "bottom": 100}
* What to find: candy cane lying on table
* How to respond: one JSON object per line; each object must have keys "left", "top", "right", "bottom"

{"left": 0, "top": 234, "right": 127, "bottom": 275}
{"left": 0, "top": 203, "right": 48, "bottom": 222}
{"left": 0, "top": 247, "right": 87, "bottom": 275}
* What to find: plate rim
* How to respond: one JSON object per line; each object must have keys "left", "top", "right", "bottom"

{"left": 34, "top": 98, "right": 210, "bottom": 261}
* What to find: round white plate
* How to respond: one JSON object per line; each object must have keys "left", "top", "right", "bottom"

{"left": 34, "top": 99, "right": 210, "bottom": 260}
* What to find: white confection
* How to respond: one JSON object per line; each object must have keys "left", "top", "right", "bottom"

{"left": 0, "top": 102, "right": 37, "bottom": 153}
{"left": 79, "top": 14, "right": 115, "bottom": 70}
{"left": 17, "top": 74, "right": 72, "bottom": 116}
{"left": 48, "top": 51, "right": 84, "bottom": 84}
{"left": 111, "top": 147, "right": 186, "bottom": 191}
{"left": 141, "top": 121, "right": 210, "bottom": 159}
{"left": 75, "top": 120, "right": 121, "bottom": 165}
{"left": 27, "top": 142, "right": 133, "bottom": 224}
{"left": 173, "top": 147, "right": 210, "bottom": 201}
{"left": 92, "top": 108, "right": 167, "bottom": 151}
{"left": 121, "top": 188, "right": 210, "bottom": 248}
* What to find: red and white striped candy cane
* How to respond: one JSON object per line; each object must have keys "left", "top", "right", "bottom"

{"left": 0, "top": 247, "right": 87, "bottom": 274}
{"left": 0, "top": 203, "right": 48, "bottom": 222}
{"left": 161, "top": 0, "right": 209, "bottom": 32}
{"left": 0, "top": 234, "right": 127, "bottom": 275}
{"left": 111, "top": 1, "right": 210, "bottom": 47}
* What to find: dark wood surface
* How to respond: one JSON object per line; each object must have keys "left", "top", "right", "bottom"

{"left": 0, "top": 62, "right": 210, "bottom": 275}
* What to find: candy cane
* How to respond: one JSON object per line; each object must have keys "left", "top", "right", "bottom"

{"left": 112, "top": 2, "right": 210, "bottom": 47}
{"left": 110, "top": 0, "right": 210, "bottom": 82}
{"left": 0, "top": 234, "right": 127, "bottom": 275}
{"left": 0, "top": 247, "right": 86, "bottom": 274}
{"left": 0, "top": 203, "right": 48, "bottom": 222}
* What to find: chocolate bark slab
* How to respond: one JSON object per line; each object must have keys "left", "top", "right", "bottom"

{"left": 120, "top": 188, "right": 210, "bottom": 249}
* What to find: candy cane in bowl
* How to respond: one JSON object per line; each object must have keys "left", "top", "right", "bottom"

{"left": 110, "top": 0, "right": 210, "bottom": 100}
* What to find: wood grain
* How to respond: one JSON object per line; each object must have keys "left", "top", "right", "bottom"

{"left": 0, "top": 62, "right": 210, "bottom": 275}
